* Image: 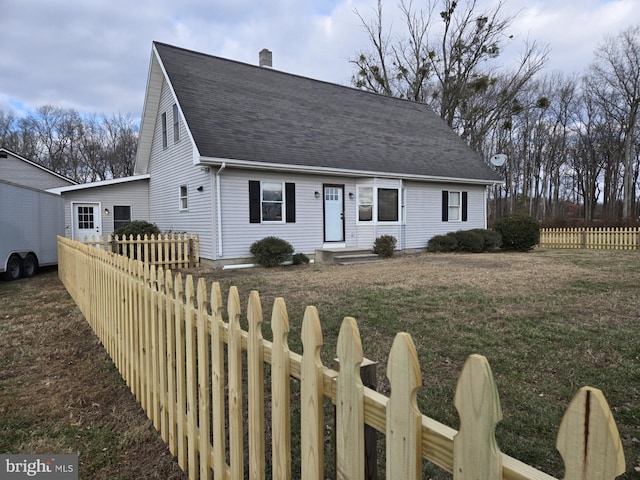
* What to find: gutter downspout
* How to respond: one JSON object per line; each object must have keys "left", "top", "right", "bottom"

{"left": 216, "top": 163, "right": 226, "bottom": 258}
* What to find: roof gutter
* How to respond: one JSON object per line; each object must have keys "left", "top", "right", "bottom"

{"left": 216, "top": 162, "right": 226, "bottom": 258}
{"left": 198, "top": 156, "right": 501, "bottom": 186}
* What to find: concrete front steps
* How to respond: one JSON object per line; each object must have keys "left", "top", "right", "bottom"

{"left": 315, "top": 247, "right": 382, "bottom": 265}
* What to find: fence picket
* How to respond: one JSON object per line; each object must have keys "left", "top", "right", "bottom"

{"left": 228, "top": 286, "right": 244, "bottom": 480}
{"left": 336, "top": 317, "right": 365, "bottom": 480}
{"left": 165, "top": 269, "right": 177, "bottom": 455}
{"left": 557, "top": 387, "right": 625, "bottom": 480}
{"left": 271, "top": 298, "right": 292, "bottom": 479}
{"left": 174, "top": 273, "right": 187, "bottom": 470}
{"left": 301, "top": 306, "right": 324, "bottom": 480}
{"left": 185, "top": 276, "right": 198, "bottom": 478}
{"left": 453, "top": 354, "right": 502, "bottom": 480}
{"left": 386, "top": 333, "right": 422, "bottom": 480}
{"left": 196, "top": 278, "right": 211, "bottom": 478}
{"left": 150, "top": 266, "right": 160, "bottom": 430}
{"left": 157, "top": 267, "right": 169, "bottom": 443}
{"left": 247, "top": 291, "right": 265, "bottom": 480}
{"left": 210, "top": 282, "right": 227, "bottom": 480}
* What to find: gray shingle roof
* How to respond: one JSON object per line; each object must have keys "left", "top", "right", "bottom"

{"left": 154, "top": 42, "right": 499, "bottom": 183}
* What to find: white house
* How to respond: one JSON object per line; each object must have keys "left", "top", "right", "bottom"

{"left": 130, "top": 42, "right": 500, "bottom": 267}
{"left": 0, "top": 148, "right": 75, "bottom": 190}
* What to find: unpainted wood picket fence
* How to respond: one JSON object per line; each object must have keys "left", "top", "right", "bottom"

{"left": 57, "top": 236, "right": 626, "bottom": 480}
{"left": 540, "top": 227, "right": 640, "bottom": 250}
{"left": 82, "top": 233, "right": 199, "bottom": 269}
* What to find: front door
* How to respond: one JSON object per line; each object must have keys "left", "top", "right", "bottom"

{"left": 73, "top": 203, "right": 101, "bottom": 240}
{"left": 323, "top": 185, "right": 344, "bottom": 242}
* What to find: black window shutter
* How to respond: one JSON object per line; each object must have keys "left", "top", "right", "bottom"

{"left": 249, "top": 181, "right": 261, "bottom": 223}
{"left": 442, "top": 190, "right": 449, "bottom": 222}
{"left": 462, "top": 191, "right": 468, "bottom": 222}
{"left": 285, "top": 183, "right": 296, "bottom": 223}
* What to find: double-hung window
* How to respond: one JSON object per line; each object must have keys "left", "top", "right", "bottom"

{"left": 357, "top": 186, "right": 400, "bottom": 223}
{"left": 442, "top": 190, "right": 468, "bottom": 222}
{"left": 249, "top": 181, "right": 296, "bottom": 223}
{"left": 179, "top": 185, "right": 188, "bottom": 211}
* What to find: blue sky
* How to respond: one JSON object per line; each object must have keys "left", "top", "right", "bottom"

{"left": 1, "top": 0, "right": 637, "bottom": 118}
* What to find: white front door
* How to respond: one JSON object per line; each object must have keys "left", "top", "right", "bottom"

{"left": 323, "top": 185, "right": 344, "bottom": 242}
{"left": 73, "top": 203, "right": 101, "bottom": 240}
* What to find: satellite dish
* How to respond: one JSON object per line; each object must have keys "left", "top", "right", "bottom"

{"left": 490, "top": 153, "right": 507, "bottom": 167}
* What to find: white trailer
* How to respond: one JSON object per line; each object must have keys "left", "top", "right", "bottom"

{"left": 0, "top": 180, "right": 64, "bottom": 280}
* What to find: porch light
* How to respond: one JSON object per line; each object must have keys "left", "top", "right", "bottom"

{"left": 104, "top": 208, "right": 110, "bottom": 215}
{"left": 314, "top": 191, "right": 320, "bottom": 198}
{"left": 349, "top": 192, "right": 354, "bottom": 199}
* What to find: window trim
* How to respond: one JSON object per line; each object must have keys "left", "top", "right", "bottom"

{"left": 261, "top": 181, "right": 284, "bottom": 223}
{"left": 161, "top": 112, "right": 168, "bottom": 149}
{"left": 248, "top": 180, "right": 296, "bottom": 224}
{"left": 179, "top": 184, "right": 188, "bottom": 211}
{"left": 172, "top": 104, "right": 180, "bottom": 143}
{"left": 442, "top": 190, "right": 468, "bottom": 222}
{"left": 113, "top": 205, "right": 132, "bottom": 231}
{"left": 357, "top": 185, "right": 401, "bottom": 224}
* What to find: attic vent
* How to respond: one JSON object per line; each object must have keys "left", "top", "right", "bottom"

{"left": 259, "top": 48, "right": 272, "bottom": 68}
{"left": 0, "top": 153, "right": 7, "bottom": 158}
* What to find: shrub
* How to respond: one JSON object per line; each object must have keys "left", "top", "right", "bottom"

{"left": 453, "top": 230, "right": 485, "bottom": 253}
{"left": 292, "top": 252, "right": 310, "bottom": 265}
{"left": 112, "top": 221, "right": 161, "bottom": 261}
{"left": 373, "top": 235, "right": 397, "bottom": 258}
{"left": 427, "top": 233, "right": 458, "bottom": 252}
{"left": 113, "top": 220, "right": 160, "bottom": 239}
{"left": 469, "top": 229, "right": 502, "bottom": 252}
{"left": 494, "top": 214, "right": 541, "bottom": 251}
{"left": 250, "top": 236, "right": 294, "bottom": 267}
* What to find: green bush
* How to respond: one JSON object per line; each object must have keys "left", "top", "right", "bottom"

{"left": 427, "top": 233, "right": 458, "bottom": 252}
{"left": 112, "top": 221, "right": 162, "bottom": 261}
{"left": 454, "top": 230, "right": 485, "bottom": 253}
{"left": 494, "top": 214, "right": 540, "bottom": 251}
{"left": 292, "top": 253, "right": 310, "bottom": 265}
{"left": 250, "top": 236, "right": 294, "bottom": 267}
{"left": 113, "top": 220, "right": 160, "bottom": 239}
{"left": 373, "top": 235, "right": 397, "bottom": 258}
{"left": 469, "top": 229, "right": 502, "bottom": 252}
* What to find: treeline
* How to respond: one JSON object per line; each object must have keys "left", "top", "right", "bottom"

{"left": 0, "top": 105, "right": 138, "bottom": 183}
{"left": 353, "top": 1, "right": 640, "bottom": 223}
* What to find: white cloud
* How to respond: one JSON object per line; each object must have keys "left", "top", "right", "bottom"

{"left": 1, "top": 0, "right": 638, "bottom": 117}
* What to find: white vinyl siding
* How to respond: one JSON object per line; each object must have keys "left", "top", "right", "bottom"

{"left": 60, "top": 179, "right": 149, "bottom": 239}
{"left": 402, "top": 181, "right": 487, "bottom": 249}
{"left": 147, "top": 79, "right": 214, "bottom": 259}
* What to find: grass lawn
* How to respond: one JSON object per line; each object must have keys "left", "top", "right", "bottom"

{"left": 1, "top": 249, "right": 638, "bottom": 479}
{"left": 197, "top": 248, "right": 640, "bottom": 479}
{"left": 0, "top": 267, "right": 187, "bottom": 480}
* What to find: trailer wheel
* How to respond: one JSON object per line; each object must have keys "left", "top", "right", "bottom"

{"left": 4, "top": 254, "right": 23, "bottom": 281}
{"left": 23, "top": 254, "right": 38, "bottom": 278}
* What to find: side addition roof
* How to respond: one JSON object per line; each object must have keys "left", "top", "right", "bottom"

{"left": 136, "top": 42, "right": 499, "bottom": 184}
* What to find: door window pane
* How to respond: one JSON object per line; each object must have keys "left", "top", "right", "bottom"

{"left": 77, "top": 206, "right": 94, "bottom": 229}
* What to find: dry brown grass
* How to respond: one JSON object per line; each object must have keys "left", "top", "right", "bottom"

{"left": 0, "top": 267, "right": 187, "bottom": 480}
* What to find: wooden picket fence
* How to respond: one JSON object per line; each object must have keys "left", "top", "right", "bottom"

{"left": 540, "top": 227, "right": 640, "bottom": 250}
{"left": 81, "top": 233, "right": 199, "bottom": 269}
{"left": 57, "top": 236, "right": 627, "bottom": 480}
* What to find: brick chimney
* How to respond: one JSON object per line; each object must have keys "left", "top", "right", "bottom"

{"left": 259, "top": 48, "right": 272, "bottom": 68}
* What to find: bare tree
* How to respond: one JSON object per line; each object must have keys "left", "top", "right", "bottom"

{"left": 588, "top": 24, "right": 640, "bottom": 219}
{"left": 351, "top": 0, "right": 548, "bottom": 153}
